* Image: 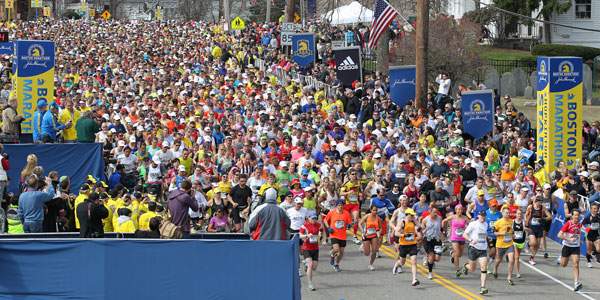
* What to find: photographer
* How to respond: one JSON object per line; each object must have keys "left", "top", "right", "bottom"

{"left": 1, "top": 97, "right": 24, "bottom": 143}
{"left": 77, "top": 192, "right": 109, "bottom": 238}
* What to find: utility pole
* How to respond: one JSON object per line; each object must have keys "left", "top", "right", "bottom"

{"left": 266, "top": 0, "right": 271, "bottom": 23}
{"left": 285, "top": 0, "right": 296, "bottom": 24}
{"left": 415, "top": 0, "right": 429, "bottom": 109}
{"left": 225, "top": 0, "right": 230, "bottom": 30}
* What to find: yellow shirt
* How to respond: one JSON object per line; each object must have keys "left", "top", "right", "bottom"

{"left": 58, "top": 109, "right": 81, "bottom": 141}
{"left": 179, "top": 157, "right": 193, "bottom": 175}
{"left": 138, "top": 211, "right": 158, "bottom": 230}
{"left": 74, "top": 194, "right": 88, "bottom": 229}
{"left": 485, "top": 147, "right": 499, "bottom": 165}
{"left": 494, "top": 218, "right": 514, "bottom": 248}
{"left": 342, "top": 181, "right": 361, "bottom": 204}
{"left": 114, "top": 218, "right": 136, "bottom": 233}
{"left": 218, "top": 181, "right": 232, "bottom": 194}
{"left": 102, "top": 199, "right": 117, "bottom": 232}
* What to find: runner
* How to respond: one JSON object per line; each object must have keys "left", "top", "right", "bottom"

{"left": 557, "top": 209, "right": 584, "bottom": 291}
{"left": 340, "top": 169, "right": 362, "bottom": 244}
{"left": 512, "top": 209, "right": 526, "bottom": 278}
{"left": 442, "top": 204, "right": 469, "bottom": 277}
{"left": 323, "top": 199, "right": 352, "bottom": 272}
{"left": 485, "top": 199, "right": 501, "bottom": 273}
{"left": 359, "top": 205, "right": 383, "bottom": 270}
{"left": 525, "top": 196, "right": 553, "bottom": 265}
{"left": 462, "top": 210, "right": 490, "bottom": 295}
{"left": 582, "top": 203, "right": 600, "bottom": 267}
{"left": 393, "top": 208, "right": 422, "bottom": 286}
{"left": 540, "top": 184, "right": 558, "bottom": 258}
{"left": 299, "top": 211, "right": 323, "bottom": 291}
{"left": 370, "top": 187, "right": 395, "bottom": 256}
{"left": 422, "top": 206, "right": 443, "bottom": 279}
{"left": 492, "top": 206, "right": 516, "bottom": 285}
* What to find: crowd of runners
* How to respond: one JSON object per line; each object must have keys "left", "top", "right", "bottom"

{"left": 0, "top": 19, "right": 598, "bottom": 295}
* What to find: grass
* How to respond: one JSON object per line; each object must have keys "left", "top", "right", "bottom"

{"left": 512, "top": 97, "right": 600, "bottom": 123}
{"left": 479, "top": 45, "right": 536, "bottom": 61}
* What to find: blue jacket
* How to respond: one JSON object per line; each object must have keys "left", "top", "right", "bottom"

{"left": 18, "top": 185, "right": 56, "bottom": 223}
{"left": 32, "top": 110, "right": 45, "bottom": 142}
{"left": 41, "top": 111, "right": 66, "bottom": 141}
{"left": 108, "top": 172, "right": 121, "bottom": 189}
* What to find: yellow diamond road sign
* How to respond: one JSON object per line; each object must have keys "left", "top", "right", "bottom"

{"left": 102, "top": 10, "right": 110, "bottom": 19}
{"left": 231, "top": 16, "right": 245, "bottom": 30}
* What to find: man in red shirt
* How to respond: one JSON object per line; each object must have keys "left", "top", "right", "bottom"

{"left": 558, "top": 209, "right": 584, "bottom": 292}
{"left": 299, "top": 211, "right": 322, "bottom": 291}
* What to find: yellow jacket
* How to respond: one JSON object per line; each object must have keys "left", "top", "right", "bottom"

{"left": 114, "top": 218, "right": 136, "bottom": 233}
{"left": 74, "top": 194, "right": 89, "bottom": 229}
{"left": 58, "top": 109, "right": 81, "bottom": 141}
{"left": 102, "top": 198, "right": 118, "bottom": 232}
{"left": 138, "top": 211, "right": 158, "bottom": 230}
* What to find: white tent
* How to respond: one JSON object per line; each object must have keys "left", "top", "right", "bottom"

{"left": 321, "top": 1, "right": 373, "bottom": 25}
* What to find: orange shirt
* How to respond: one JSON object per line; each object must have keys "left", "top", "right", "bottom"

{"left": 324, "top": 209, "right": 352, "bottom": 240}
{"left": 501, "top": 170, "right": 516, "bottom": 182}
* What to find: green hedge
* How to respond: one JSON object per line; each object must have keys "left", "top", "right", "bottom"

{"left": 531, "top": 44, "right": 600, "bottom": 61}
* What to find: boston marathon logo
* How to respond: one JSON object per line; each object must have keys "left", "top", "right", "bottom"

{"left": 538, "top": 60, "right": 547, "bottom": 83}
{"left": 391, "top": 77, "right": 415, "bottom": 87}
{"left": 21, "top": 44, "right": 51, "bottom": 69}
{"left": 464, "top": 99, "right": 491, "bottom": 124}
{"left": 295, "top": 39, "right": 312, "bottom": 58}
{"left": 553, "top": 60, "right": 579, "bottom": 85}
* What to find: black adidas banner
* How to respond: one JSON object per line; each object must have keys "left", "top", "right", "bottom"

{"left": 334, "top": 46, "right": 362, "bottom": 86}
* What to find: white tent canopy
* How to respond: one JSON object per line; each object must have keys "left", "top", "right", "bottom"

{"left": 321, "top": 1, "right": 373, "bottom": 25}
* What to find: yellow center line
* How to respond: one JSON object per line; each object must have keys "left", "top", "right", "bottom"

{"left": 344, "top": 229, "right": 484, "bottom": 300}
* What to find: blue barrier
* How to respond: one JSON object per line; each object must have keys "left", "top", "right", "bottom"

{"left": 0, "top": 236, "right": 301, "bottom": 300}
{"left": 3, "top": 143, "right": 105, "bottom": 194}
{"left": 0, "top": 232, "right": 251, "bottom": 240}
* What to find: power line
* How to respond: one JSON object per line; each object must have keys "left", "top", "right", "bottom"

{"left": 472, "top": 0, "right": 600, "bottom": 33}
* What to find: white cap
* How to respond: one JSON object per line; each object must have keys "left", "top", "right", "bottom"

{"left": 464, "top": 158, "right": 472, "bottom": 164}
{"left": 473, "top": 151, "right": 481, "bottom": 157}
{"left": 294, "top": 196, "right": 304, "bottom": 203}
{"left": 162, "top": 141, "right": 170, "bottom": 147}
{"left": 125, "top": 117, "right": 132, "bottom": 123}
{"left": 118, "top": 140, "right": 125, "bottom": 147}
{"left": 349, "top": 114, "right": 357, "bottom": 119}
{"left": 374, "top": 153, "right": 382, "bottom": 159}
{"left": 591, "top": 161, "right": 600, "bottom": 167}
{"left": 438, "top": 155, "right": 445, "bottom": 160}
{"left": 337, "top": 119, "right": 346, "bottom": 126}
{"left": 543, "top": 183, "right": 551, "bottom": 189}
{"left": 152, "top": 156, "right": 161, "bottom": 164}
{"left": 279, "top": 161, "right": 287, "bottom": 168}
{"left": 453, "top": 129, "right": 462, "bottom": 134}
{"left": 137, "top": 125, "right": 144, "bottom": 131}
{"left": 579, "top": 171, "right": 589, "bottom": 177}
{"left": 129, "top": 136, "right": 136, "bottom": 143}
{"left": 450, "top": 143, "right": 457, "bottom": 148}
{"left": 178, "top": 165, "right": 186, "bottom": 172}
{"left": 109, "top": 128, "right": 117, "bottom": 133}
{"left": 287, "top": 121, "right": 293, "bottom": 127}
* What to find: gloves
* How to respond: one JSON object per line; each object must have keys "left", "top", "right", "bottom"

{"left": 328, "top": 227, "right": 334, "bottom": 234}
{"left": 346, "top": 223, "right": 352, "bottom": 230}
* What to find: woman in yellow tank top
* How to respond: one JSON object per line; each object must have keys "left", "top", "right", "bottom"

{"left": 393, "top": 208, "right": 422, "bottom": 286}
{"left": 359, "top": 205, "right": 382, "bottom": 271}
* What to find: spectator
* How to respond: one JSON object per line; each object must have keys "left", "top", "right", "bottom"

{"left": 76, "top": 110, "right": 100, "bottom": 143}
{"left": 32, "top": 100, "right": 48, "bottom": 143}
{"left": 135, "top": 216, "right": 162, "bottom": 238}
{"left": 6, "top": 196, "right": 23, "bottom": 234}
{"left": 77, "top": 192, "right": 109, "bottom": 238}
{"left": 249, "top": 187, "right": 291, "bottom": 240}
{"left": 17, "top": 176, "right": 55, "bottom": 233}
{"left": 1, "top": 97, "right": 24, "bottom": 142}
{"left": 41, "top": 102, "right": 69, "bottom": 143}
{"left": 168, "top": 179, "right": 199, "bottom": 238}
{"left": 434, "top": 73, "right": 451, "bottom": 107}
{"left": 58, "top": 99, "right": 81, "bottom": 143}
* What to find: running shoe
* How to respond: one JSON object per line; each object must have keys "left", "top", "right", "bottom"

{"left": 574, "top": 282, "right": 583, "bottom": 292}
{"left": 392, "top": 265, "right": 400, "bottom": 275}
{"left": 556, "top": 256, "right": 562, "bottom": 266}
{"left": 529, "top": 257, "right": 536, "bottom": 265}
{"left": 308, "top": 282, "right": 315, "bottom": 291}
{"left": 516, "top": 273, "right": 521, "bottom": 278}
{"left": 368, "top": 265, "right": 375, "bottom": 271}
{"left": 428, "top": 272, "right": 433, "bottom": 280}
{"left": 493, "top": 272, "right": 498, "bottom": 279}
{"left": 334, "top": 265, "right": 341, "bottom": 272}
{"left": 417, "top": 248, "right": 424, "bottom": 255}
{"left": 359, "top": 244, "right": 364, "bottom": 252}
{"left": 544, "top": 251, "right": 548, "bottom": 259}
{"left": 353, "top": 236, "right": 361, "bottom": 244}
{"left": 592, "top": 254, "right": 598, "bottom": 263}
{"left": 462, "top": 264, "right": 469, "bottom": 275}
{"left": 422, "top": 256, "right": 428, "bottom": 266}
{"left": 587, "top": 262, "right": 593, "bottom": 268}
{"left": 480, "top": 287, "right": 489, "bottom": 295}
{"left": 376, "top": 251, "right": 381, "bottom": 258}
{"left": 304, "top": 261, "right": 308, "bottom": 272}
{"left": 329, "top": 254, "right": 335, "bottom": 265}
{"left": 456, "top": 270, "right": 462, "bottom": 278}
{"left": 508, "top": 278, "right": 514, "bottom": 285}
{"left": 299, "top": 270, "right": 302, "bottom": 277}
{"left": 525, "top": 243, "right": 530, "bottom": 254}
{"left": 451, "top": 255, "right": 455, "bottom": 264}
{"left": 412, "top": 279, "right": 420, "bottom": 286}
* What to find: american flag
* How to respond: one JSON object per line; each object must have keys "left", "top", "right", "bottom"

{"left": 368, "top": 0, "right": 398, "bottom": 50}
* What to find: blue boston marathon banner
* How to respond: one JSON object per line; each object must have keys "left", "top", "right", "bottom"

{"left": 461, "top": 90, "right": 494, "bottom": 139}
{"left": 389, "top": 65, "right": 416, "bottom": 107}
{"left": 292, "top": 33, "right": 314, "bottom": 67}
{"left": 0, "top": 41, "right": 13, "bottom": 55}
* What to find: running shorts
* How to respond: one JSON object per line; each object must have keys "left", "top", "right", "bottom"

{"left": 468, "top": 245, "right": 488, "bottom": 261}
{"left": 497, "top": 245, "right": 515, "bottom": 256}
{"left": 331, "top": 238, "right": 347, "bottom": 248}
{"left": 399, "top": 244, "right": 418, "bottom": 258}
{"left": 561, "top": 245, "right": 580, "bottom": 257}
{"left": 303, "top": 249, "right": 319, "bottom": 261}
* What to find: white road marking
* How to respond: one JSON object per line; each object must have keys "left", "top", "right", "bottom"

{"left": 519, "top": 259, "right": 596, "bottom": 300}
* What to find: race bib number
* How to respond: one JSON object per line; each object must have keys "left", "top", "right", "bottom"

{"left": 489, "top": 221, "right": 495, "bottom": 228}
{"left": 349, "top": 194, "right": 359, "bottom": 203}
{"left": 455, "top": 227, "right": 464, "bottom": 237}
{"left": 367, "top": 228, "right": 376, "bottom": 235}
{"left": 477, "top": 232, "right": 487, "bottom": 244}
{"left": 405, "top": 232, "right": 415, "bottom": 241}
{"left": 434, "top": 245, "right": 443, "bottom": 255}
{"left": 465, "top": 181, "right": 474, "bottom": 188}
{"left": 531, "top": 218, "right": 540, "bottom": 226}
{"left": 591, "top": 223, "right": 599, "bottom": 230}
{"left": 335, "top": 220, "right": 344, "bottom": 229}
{"left": 280, "top": 179, "right": 289, "bottom": 187}
{"left": 309, "top": 235, "right": 318, "bottom": 243}
{"left": 543, "top": 203, "right": 551, "bottom": 210}
{"left": 503, "top": 233, "right": 512, "bottom": 243}
{"left": 514, "top": 231, "right": 523, "bottom": 239}
{"left": 221, "top": 193, "right": 227, "bottom": 200}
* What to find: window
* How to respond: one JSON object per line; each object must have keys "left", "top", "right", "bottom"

{"left": 575, "top": 0, "right": 591, "bottom": 19}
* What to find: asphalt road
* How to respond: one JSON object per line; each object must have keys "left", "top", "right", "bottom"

{"left": 300, "top": 232, "right": 600, "bottom": 300}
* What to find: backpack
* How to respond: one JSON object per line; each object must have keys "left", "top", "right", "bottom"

{"left": 159, "top": 218, "right": 182, "bottom": 239}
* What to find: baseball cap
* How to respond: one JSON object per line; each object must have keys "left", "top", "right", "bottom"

{"left": 162, "top": 141, "right": 170, "bottom": 147}
{"left": 473, "top": 151, "right": 481, "bottom": 157}
{"left": 478, "top": 210, "right": 487, "bottom": 216}
{"left": 37, "top": 100, "right": 48, "bottom": 108}
{"left": 490, "top": 199, "right": 498, "bottom": 207}
{"left": 374, "top": 153, "right": 382, "bottom": 159}
{"left": 178, "top": 165, "right": 186, "bottom": 172}
{"left": 279, "top": 161, "right": 287, "bottom": 168}
{"left": 477, "top": 189, "right": 485, "bottom": 196}
{"left": 335, "top": 199, "right": 345, "bottom": 206}
{"left": 152, "top": 156, "right": 161, "bottom": 164}
{"left": 308, "top": 211, "right": 318, "bottom": 219}
{"left": 118, "top": 140, "right": 125, "bottom": 147}
{"left": 294, "top": 197, "right": 304, "bottom": 204}
{"left": 438, "top": 155, "right": 445, "bottom": 160}
{"left": 590, "top": 161, "right": 600, "bottom": 167}
{"left": 453, "top": 129, "right": 462, "bottom": 134}
{"left": 301, "top": 169, "right": 310, "bottom": 175}
{"left": 543, "top": 183, "right": 551, "bottom": 189}
{"left": 404, "top": 208, "right": 416, "bottom": 215}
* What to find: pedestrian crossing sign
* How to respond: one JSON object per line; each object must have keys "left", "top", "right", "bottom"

{"left": 102, "top": 10, "right": 110, "bottom": 20}
{"left": 231, "top": 17, "right": 245, "bottom": 30}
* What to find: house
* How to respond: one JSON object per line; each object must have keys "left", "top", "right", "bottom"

{"left": 548, "top": 0, "right": 600, "bottom": 48}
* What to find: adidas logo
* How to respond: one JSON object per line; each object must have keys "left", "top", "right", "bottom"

{"left": 338, "top": 56, "right": 359, "bottom": 70}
